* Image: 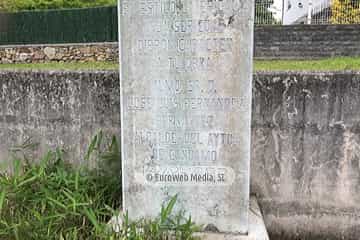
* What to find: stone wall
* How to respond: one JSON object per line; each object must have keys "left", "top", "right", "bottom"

{"left": 255, "top": 25, "right": 360, "bottom": 59}
{"left": 1, "top": 25, "right": 360, "bottom": 63}
{"left": 0, "top": 70, "right": 359, "bottom": 239}
{"left": 0, "top": 43, "right": 118, "bottom": 63}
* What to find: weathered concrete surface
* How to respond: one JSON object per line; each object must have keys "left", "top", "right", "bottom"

{"left": 118, "top": 0, "right": 254, "bottom": 234}
{"left": 252, "top": 71, "right": 360, "bottom": 240}
{"left": 0, "top": 70, "right": 120, "bottom": 168}
{"left": 0, "top": 70, "right": 360, "bottom": 239}
{"left": 110, "top": 196, "right": 269, "bottom": 240}
{"left": 195, "top": 197, "right": 269, "bottom": 240}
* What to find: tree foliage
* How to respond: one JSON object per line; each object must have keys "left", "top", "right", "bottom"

{"left": 0, "top": 0, "right": 117, "bottom": 12}
{"left": 331, "top": 0, "right": 360, "bottom": 24}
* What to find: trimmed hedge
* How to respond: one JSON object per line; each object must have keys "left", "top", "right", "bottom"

{"left": 0, "top": 0, "right": 116, "bottom": 12}
{"left": 0, "top": 6, "right": 118, "bottom": 45}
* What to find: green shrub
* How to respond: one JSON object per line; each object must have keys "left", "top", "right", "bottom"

{"left": 1, "top": 0, "right": 117, "bottom": 12}
{"left": 331, "top": 0, "right": 360, "bottom": 24}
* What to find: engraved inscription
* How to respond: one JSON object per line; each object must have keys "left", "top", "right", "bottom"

{"left": 134, "top": 130, "right": 241, "bottom": 146}
{"left": 125, "top": 95, "right": 248, "bottom": 111}
{"left": 120, "top": 0, "right": 254, "bottom": 232}
{"left": 139, "top": 0, "right": 191, "bottom": 16}
{"left": 155, "top": 114, "right": 215, "bottom": 129}
{"left": 148, "top": 19, "right": 227, "bottom": 33}
{"left": 137, "top": 37, "right": 233, "bottom": 54}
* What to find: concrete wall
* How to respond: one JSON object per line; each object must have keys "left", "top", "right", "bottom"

{"left": 255, "top": 25, "right": 360, "bottom": 59}
{"left": 0, "top": 70, "right": 359, "bottom": 239}
{"left": 0, "top": 70, "right": 120, "bottom": 168}
{"left": 252, "top": 71, "right": 360, "bottom": 240}
{"left": 1, "top": 25, "right": 360, "bottom": 63}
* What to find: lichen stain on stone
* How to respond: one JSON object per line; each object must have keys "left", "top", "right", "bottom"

{"left": 126, "top": 183, "right": 146, "bottom": 194}
{"left": 204, "top": 223, "right": 220, "bottom": 233}
{"left": 228, "top": 15, "right": 235, "bottom": 25}
{"left": 336, "top": 130, "right": 360, "bottom": 205}
{"left": 207, "top": 204, "right": 222, "bottom": 217}
{"left": 175, "top": 0, "right": 183, "bottom": 10}
{"left": 271, "top": 106, "right": 283, "bottom": 178}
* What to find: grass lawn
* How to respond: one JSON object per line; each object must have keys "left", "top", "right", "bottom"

{"left": 254, "top": 57, "right": 360, "bottom": 71}
{"left": 0, "top": 57, "right": 360, "bottom": 71}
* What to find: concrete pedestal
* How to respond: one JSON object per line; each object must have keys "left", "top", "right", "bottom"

{"left": 109, "top": 197, "right": 268, "bottom": 240}
{"left": 195, "top": 197, "right": 269, "bottom": 240}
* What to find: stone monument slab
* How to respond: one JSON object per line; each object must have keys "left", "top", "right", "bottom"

{"left": 119, "top": 0, "right": 255, "bottom": 234}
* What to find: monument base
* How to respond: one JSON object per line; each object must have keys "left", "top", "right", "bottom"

{"left": 194, "top": 197, "right": 269, "bottom": 240}
{"left": 109, "top": 196, "right": 269, "bottom": 240}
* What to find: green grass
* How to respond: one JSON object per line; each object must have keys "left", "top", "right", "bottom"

{"left": 1, "top": 57, "right": 360, "bottom": 71}
{"left": 254, "top": 57, "right": 360, "bottom": 71}
{"left": 0, "top": 132, "right": 199, "bottom": 240}
{"left": 0, "top": 61, "right": 118, "bottom": 71}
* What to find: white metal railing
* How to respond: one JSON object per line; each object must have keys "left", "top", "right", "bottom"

{"left": 255, "top": 0, "right": 282, "bottom": 24}
{"left": 308, "top": 0, "right": 332, "bottom": 24}
{"left": 255, "top": 0, "right": 360, "bottom": 25}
